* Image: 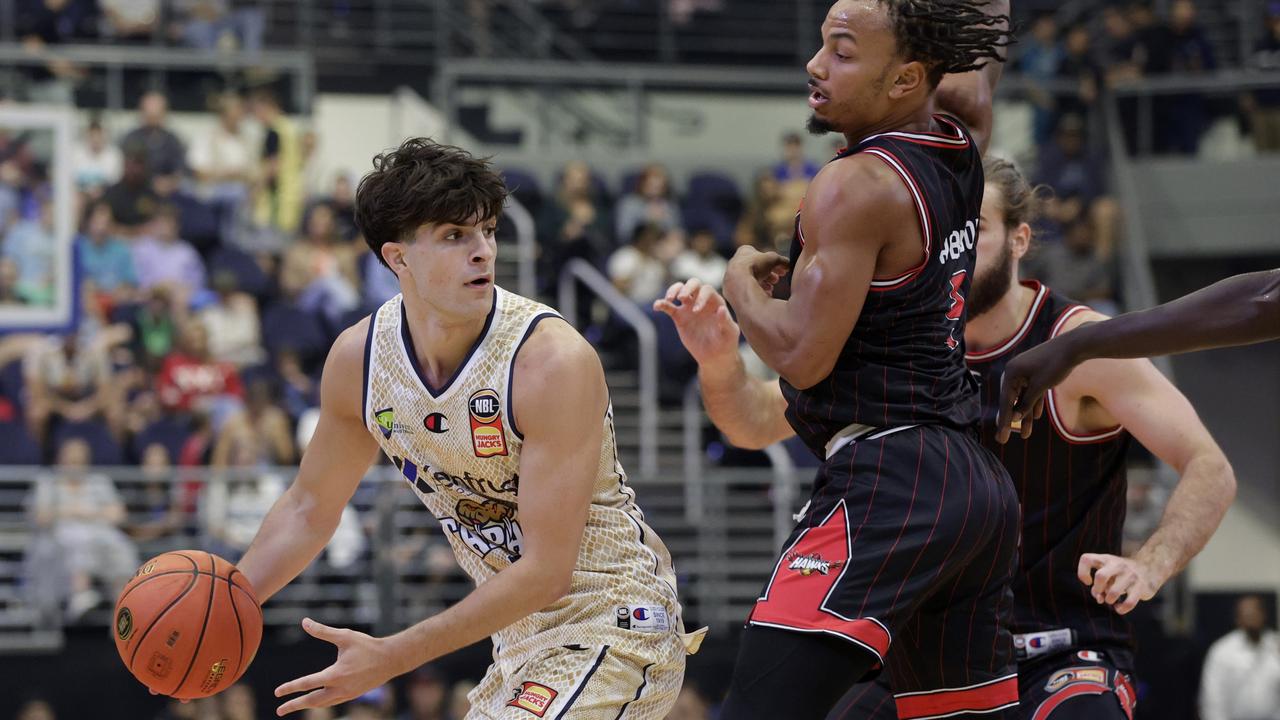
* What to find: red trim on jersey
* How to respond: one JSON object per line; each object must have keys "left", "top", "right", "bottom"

{"left": 1031, "top": 682, "right": 1109, "bottom": 720}
{"left": 861, "top": 148, "right": 932, "bottom": 292}
{"left": 966, "top": 281, "right": 1050, "bottom": 362}
{"left": 1045, "top": 305, "right": 1125, "bottom": 445}
{"left": 749, "top": 500, "right": 892, "bottom": 663}
{"left": 895, "top": 675, "right": 1019, "bottom": 720}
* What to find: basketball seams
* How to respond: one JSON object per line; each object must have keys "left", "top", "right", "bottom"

{"left": 171, "top": 552, "right": 219, "bottom": 697}
{"left": 126, "top": 553, "right": 200, "bottom": 669}
{"left": 225, "top": 565, "right": 246, "bottom": 689}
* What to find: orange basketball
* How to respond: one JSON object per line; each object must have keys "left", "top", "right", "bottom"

{"left": 113, "top": 551, "right": 263, "bottom": 700}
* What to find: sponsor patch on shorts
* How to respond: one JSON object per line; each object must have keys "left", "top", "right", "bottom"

{"left": 507, "top": 681, "right": 558, "bottom": 717}
{"left": 1045, "top": 667, "right": 1109, "bottom": 693}
{"left": 616, "top": 604, "right": 670, "bottom": 633}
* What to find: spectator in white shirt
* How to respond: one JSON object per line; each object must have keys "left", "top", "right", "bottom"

{"left": 671, "top": 227, "right": 728, "bottom": 290}
{"left": 607, "top": 223, "right": 674, "bottom": 304}
{"left": 72, "top": 120, "right": 123, "bottom": 199}
{"left": 1201, "top": 595, "right": 1280, "bottom": 720}
{"left": 188, "top": 93, "right": 254, "bottom": 204}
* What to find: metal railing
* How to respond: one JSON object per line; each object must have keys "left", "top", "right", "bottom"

{"left": 681, "top": 379, "right": 801, "bottom": 551}
{"left": 0, "top": 462, "right": 788, "bottom": 649}
{"left": 0, "top": 42, "right": 315, "bottom": 113}
{"left": 556, "top": 259, "right": 658, "bottom": 477}
{"left": 1110, "top": 69, "right": 1280, "bottom": 156}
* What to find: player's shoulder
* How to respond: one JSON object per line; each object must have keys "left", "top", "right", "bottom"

{"left": 514, "top": 317, "right": 601, "bottom": 382}
{"left": 1054, "top": 305, "right": 1110, "bottom": 337}
{"left": 803, "top": 152, "right": 915, "bottom": 229}
{"left": 319, "top": 314, "right": 374, "bottom": 419}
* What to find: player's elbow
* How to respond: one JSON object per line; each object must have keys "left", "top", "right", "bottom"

{"left": 778, "top": 354, "right": 835, "bottom": 391}
{"left": 1207, "top": 453, "right": 1237, "bottom": 506}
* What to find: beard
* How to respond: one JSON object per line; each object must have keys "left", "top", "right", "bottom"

{"left": 807, "top": 114, "right": 836, "bottom": 135}
{"left": 967, "top": 238, "right": 1015, "bottom": 319}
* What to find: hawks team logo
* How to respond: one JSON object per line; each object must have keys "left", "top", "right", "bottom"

{"left": 786, "top": 552, "right": 843, "bottom": 576}
{"left": 507, "top": 681, "right": 558, "bottom": 717}
{"left": 469, "top": 389, "right": 508, "bottom": 457}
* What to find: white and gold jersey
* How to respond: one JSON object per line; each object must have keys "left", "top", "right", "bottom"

{"left": 362, "top": 287, "right": 692, "bottom": 691}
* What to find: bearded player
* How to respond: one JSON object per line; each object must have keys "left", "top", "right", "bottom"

{"left": 831, "top": 158, "right": 1236, "bottom": 719}
{"left": 658, "top": 1, "right": 1019, "bottom": 718}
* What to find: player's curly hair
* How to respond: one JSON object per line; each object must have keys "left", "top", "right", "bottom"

{"left": 356, "top": 137, "right": 508, "bottom": 269}
{"left": 881, "top": 0, "right": 1012, "bottom": 88}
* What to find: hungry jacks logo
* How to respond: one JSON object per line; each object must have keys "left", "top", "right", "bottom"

{"left": 469, "top": 389, "right": 508, "bottom": 457}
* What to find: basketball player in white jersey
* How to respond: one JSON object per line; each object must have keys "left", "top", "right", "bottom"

{"left": 237, "top": 138, "right": 699, "bottom": 718}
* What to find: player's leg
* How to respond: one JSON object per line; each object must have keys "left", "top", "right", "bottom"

{"left": 827, "top": 674, "right": 899, "bottom": 719}
{"left": 885, "top": 430, "right": 1022, "bottom": 720}
{"left": 720, "top": 625, "right": 879, "bottom": 719}
{"left": 1018, "top": 655, "right": 1136, "bottom": 720}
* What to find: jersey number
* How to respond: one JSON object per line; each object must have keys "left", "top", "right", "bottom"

{"left": 945, "top": 270, "right": 967, "bottom": 349}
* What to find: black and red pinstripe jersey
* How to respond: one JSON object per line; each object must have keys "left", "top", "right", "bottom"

{"left": 967, "top": 280, "right": 1135, "bottom": 667}
{"left": 780, "top": 114, "right": 985, "bottom": 458}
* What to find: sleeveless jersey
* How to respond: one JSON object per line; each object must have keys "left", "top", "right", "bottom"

{"left": 362, "top": 287, "right": 683, "bottom": 671}
{"left": 781, "top": 114, "right": 984, "bottom": 457}
{"left": 967, "top": 281, "right": 1134, "bottom": 666}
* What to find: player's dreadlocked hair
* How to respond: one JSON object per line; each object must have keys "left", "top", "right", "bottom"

{"left": 879, "top": 0, "right": 1012, "bottom": 88}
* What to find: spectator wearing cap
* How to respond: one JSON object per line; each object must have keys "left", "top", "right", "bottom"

{"left": 1032, "top": 114, "right": 1120, "bottom": 258}
{"left": 397, "top": 666, "right": 448, "bottom": 720}
{"left": 120, "top": 91, "right": 186, "bottom": 178}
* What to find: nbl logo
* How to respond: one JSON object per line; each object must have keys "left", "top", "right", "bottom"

{"left": 470, "top": 392, "right": 500, "bottom": 422}
{"left": 469, "top": 389, "right": 508, "bottom": 457}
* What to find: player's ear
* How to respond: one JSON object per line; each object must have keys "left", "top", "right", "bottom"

{"left": 1011, "top": 223, "right": 1032, "bottom": 260}
{"left": 889, "top": 61, "right": 926, "bottom": 100}
{"left": 381, "top": 242, "right": 407, "bottom": 274}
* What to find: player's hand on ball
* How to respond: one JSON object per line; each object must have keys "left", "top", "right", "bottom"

{"left": 274, "top": 618, "right": 399, "bottom": 716}
{"left": 653, "top": 279, "right": 741, "bottom": 367}
{"left": 1078, "top": 553, "right": 1160, "bottom": 616}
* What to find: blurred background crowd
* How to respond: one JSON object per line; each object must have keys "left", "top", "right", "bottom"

{"left": 0, "top": 0, "right": 1278, "bottom": 719}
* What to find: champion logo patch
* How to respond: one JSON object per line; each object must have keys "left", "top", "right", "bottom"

{"left": 469, "top": 389, "right": 508, "bottom": 457}
{"left": 507, "top": 681, "right": 557, "bottom": 717}
{"left": 424, "top": 413, "right": 449, "bottom": 433}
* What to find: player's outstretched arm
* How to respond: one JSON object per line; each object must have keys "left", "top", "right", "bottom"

{"left": 273, "top": 320, "right": 609, "bottom": 715}
{"left": 654, "top": 278, "right": 794, "bottom": 449}
{"left": 1054, "top": 311, "right": 1236, "bottom": 615}
{"left": 996, "top": 269, "right": 1280, "bottom": 442}
{"left": 934, "top": 0, "right": 1010, "bottom": 155}
{"left": 721, "top": 155, "right": 904, "bottom": 391}
{"left": 238, "top": 319, "right": 381, "bottom": 603}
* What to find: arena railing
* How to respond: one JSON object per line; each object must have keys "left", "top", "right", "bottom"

{"left": 0, "top": 42, "right": 315, "bottom": 113}
{"left": 556, "top": 259, "right": 659, "bottom": 478}
{"left": 0, "top": 461, "right": 787, "bottom": 648}
{"left": 434, "top": 62, "right": 1089, "bottom": 150}
{"left": 1110, "top": 69, "right": 1280, "bottom": 157}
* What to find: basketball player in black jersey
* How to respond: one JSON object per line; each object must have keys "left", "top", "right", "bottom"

{"left": 997, "top": 268, "right": 1280, "bottom": 442}
{"left": 831, "top": 158, "right": 1236, "bottom": 719}
{"left": 656, "top": 2, "right": 1016, "bottom": 718}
